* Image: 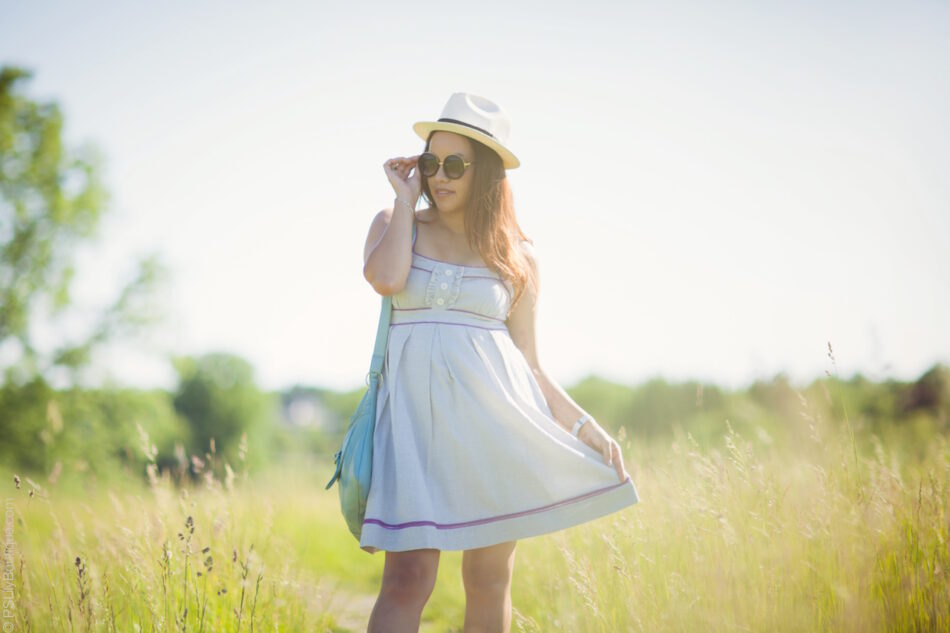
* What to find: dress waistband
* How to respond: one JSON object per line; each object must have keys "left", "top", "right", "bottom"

{"left": 390, "top": 307, "right": 508, "bottom": 331}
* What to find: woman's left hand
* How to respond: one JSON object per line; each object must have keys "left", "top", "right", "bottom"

{"left": 577, "top": 420, "right": 630, "bottom": 483}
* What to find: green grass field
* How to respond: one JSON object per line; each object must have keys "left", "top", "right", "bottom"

{"left": 4, "top": 407, "right": 948, "bottom": 632}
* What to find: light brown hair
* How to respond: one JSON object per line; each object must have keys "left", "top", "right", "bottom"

{"left": 419, "top": 132, "right": 538, "bottom": 313}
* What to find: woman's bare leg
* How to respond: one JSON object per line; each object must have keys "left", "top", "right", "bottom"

{"left": 367, "top": 548, "right": 440, "bottom": 633}
{"left": 461, "top": 541, "right": 517, "bottom": 633}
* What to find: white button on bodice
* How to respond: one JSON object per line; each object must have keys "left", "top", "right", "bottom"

{"left": 396, "top": 252, "right": 515, "bottom": 319}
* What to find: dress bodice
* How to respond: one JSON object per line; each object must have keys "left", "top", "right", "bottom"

{"left": 389, "top": 239, "right": 515, "bottom": 330}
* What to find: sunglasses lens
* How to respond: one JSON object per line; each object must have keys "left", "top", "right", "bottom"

{"left": 418, "top": 153, "right": 438, "bottom": 177}
{"left": 444, "top": 155, "right": 465, "bottom": 179}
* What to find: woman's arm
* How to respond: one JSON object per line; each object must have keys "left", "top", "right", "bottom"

{"left": 364, "top": 155, "right": 421, "bottom": 295}
{"left": 362, "top": 200, "right": 414, "bottom": 295}
{"left": 505, "top": 242, "right": 630, "bottom": 482}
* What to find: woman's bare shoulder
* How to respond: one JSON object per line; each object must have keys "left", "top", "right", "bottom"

{"left": 364, "top": 206, "right": 433, "bottom": 264}
{"left": 371, "top": 205, "right": 436, "bottom": 226}
{"left": 365, "top": 207, "right": 393, "bottom": 247}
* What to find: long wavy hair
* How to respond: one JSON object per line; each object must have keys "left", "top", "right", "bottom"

{"left": 419, "top": 131, "right": 538, "bottom": 313}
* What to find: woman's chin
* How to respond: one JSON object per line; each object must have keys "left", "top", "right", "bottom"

{"left": 435, "top": 200, "right": 460, "bottom": 214}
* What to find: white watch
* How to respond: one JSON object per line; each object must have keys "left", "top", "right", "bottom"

{"left": 572, "top": 414, "right": 593, "bottom": 437}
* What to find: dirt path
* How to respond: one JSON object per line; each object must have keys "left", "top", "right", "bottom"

{"left": 311, "top": 578, "right": 376, "bottom": 633}
{"left": 304, "top": 577, "right": 463, "bottom": 632}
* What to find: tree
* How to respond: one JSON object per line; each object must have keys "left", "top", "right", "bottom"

{"left": 0, "top": 65, "right": 167, "bottom": 387}
{"left": 0, "top": 66, "right": 171, "bottom": 475}
{"left": 172, "top": 352, "right": 272, "bottom": 474}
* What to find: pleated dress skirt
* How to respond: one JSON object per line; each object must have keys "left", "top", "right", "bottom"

{"left": 359, "top": 234, "right": 640, "bottom": 554}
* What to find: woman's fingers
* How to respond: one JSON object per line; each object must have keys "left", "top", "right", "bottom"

{"left": 386, "top": 160, "right": 408, "bottom": 183}
{"left": 385, "top": 158, "right": 404, "bottom": 174}
{"left": 384, "top": 155, "right": 421, "bottom": 195}
{"left": 384, "top": 156, "right": 423, "bottom": 201}
{"left": 582, "top": 423, "right": 610, "bottom": 465}
{"left": 579, "top": 424, "right": 628, "bottom": 483}
{"left": 612, "top": 442, "right": 627, "bottom": 482}
{"left": 386, "top": 156, "right": 418, "bottom": 168}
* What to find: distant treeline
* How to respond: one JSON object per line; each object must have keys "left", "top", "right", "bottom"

{"left": 565, "top": 363, "right": 949, "bottom": 456}
{"left": 2, "top": 359, "right": 947, "bottom": 487}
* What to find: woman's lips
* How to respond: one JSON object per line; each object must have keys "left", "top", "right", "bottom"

{"left": 434, "top": 189, "right": 454, "bottom": 196}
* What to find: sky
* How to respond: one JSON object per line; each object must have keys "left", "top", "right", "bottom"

{"left": 1, "top": 0, "right": 948, "bottom": 393}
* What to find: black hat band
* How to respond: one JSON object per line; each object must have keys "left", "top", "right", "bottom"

{"left": 437, "top": 117, "right": 496, "bottom": 140}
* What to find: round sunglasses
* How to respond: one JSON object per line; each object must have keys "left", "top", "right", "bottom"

{"left": 418, "top": 152, "right": 474, "bottom": 180}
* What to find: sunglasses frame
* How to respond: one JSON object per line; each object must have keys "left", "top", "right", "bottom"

{"left": 418, "top": 152, "right": 475, "bottom": 180}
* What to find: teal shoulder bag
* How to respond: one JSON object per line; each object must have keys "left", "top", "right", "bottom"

{"left": 325, "top": 221, "right": 416, "bottom": 541}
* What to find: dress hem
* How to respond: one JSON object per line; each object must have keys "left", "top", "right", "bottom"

{"left": 358, "top": 476, "right": 639, "bottom": 553}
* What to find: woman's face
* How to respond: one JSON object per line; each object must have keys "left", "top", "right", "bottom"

{"left": 425, "top": 131, "right": 475, "bottom": 215}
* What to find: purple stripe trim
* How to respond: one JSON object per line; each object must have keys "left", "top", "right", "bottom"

{"left": 458, "top": 275, "right": 511, "bottom": 302}
{"left": 363, "top": 477, "right": 632, "bottom": 530}
{"left": 412, "top": 247, "right": 491, "bottom": 270}
{"left": 410, "top": 264, "right": 504, "bottom": 287}
{"left": 464, "top": 274, "right": 501, "bottom": 280}
{"left": 446, "top": 307, "right": 505, "bottom": 322}
{"left": 393, "top": 306, "right": 504, "bottom": 321}
{"left": 390, "top": 321, "right": 507, "bottom": 331}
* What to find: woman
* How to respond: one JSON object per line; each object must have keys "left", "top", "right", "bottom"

{"left": 360, "top": 93, "right": 639, "bottom": 632}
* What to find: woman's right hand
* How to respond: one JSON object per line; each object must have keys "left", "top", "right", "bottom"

{"left": 384, "top": 155, "right": 421, "bottom": 207}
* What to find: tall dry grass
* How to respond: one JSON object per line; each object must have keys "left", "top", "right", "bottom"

{"left": 3, "top": 428, "right": 355, "bottom": 632}
{"left": 508, "top": 352, "right": 949, "bottom": 632}
{"left": 3, "top": 348, "right": 948, "bottom": 631}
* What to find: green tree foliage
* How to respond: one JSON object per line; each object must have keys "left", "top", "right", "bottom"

{"left": 900, "top": 363, "right": 950, "bottom": 422}
{"left": 568, "top": 374, "right": 728, "bottom": 443}
{"left": 0, "top": 377, "right": 53, "bottom": 471}
{"left": 565, "top": 364, "right": 949, "bottom": 456}
{"left": 0, "top": 66, "right": 167, "bottom": 386}
{"left": 172, "top": 352, "right": 273, "bottom": 475}
{"left": 0, "top": 66, "right": 171, "bottom": 477}
{"left": 0, "top": 377, "right": 188, "bottom": 481}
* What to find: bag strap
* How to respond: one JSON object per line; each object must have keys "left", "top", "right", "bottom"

{"left": 366, "top": 220, "right": 417, "bottom": 383}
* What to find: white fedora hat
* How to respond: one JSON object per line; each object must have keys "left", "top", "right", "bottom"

{"left": 413, "top": 92, "right": 520, "bottom": 169}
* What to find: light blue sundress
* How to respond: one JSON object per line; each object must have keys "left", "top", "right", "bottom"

{"left": 359, "top": 228, "right": 640, "bottom": 553}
